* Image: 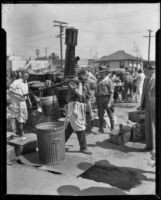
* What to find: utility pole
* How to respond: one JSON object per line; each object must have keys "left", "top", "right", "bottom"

{"left": 90, "top": 50, "right": 92, "bottom": 59}
{"left": 95, "top": 52, "right": 98, "bottom": 59}
{"left": 44, "top": 47, "right": 48, "bottom": 58}
{"left": 35, "top": 49, "right": 40, "bottom": 59}
{"left": 53, "top": 20, "right": 68, "bottom": 71}
{"left": 143, "top": 29, "right": 155, "bottom": 62}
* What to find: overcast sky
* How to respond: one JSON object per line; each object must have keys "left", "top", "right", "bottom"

{"left": 2, "top": 3, "right": 160, "bottom": 61}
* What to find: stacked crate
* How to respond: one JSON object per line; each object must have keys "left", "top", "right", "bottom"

{"left": 110, "top": 124, "right": 133, "bottom": 145}
{"left": 128, "top": 111, "right": 145, "bottom": 142}
{"left": 7, "top": 132, "right": 37, "bottom": 162}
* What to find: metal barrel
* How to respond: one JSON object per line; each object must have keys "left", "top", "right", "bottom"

{"left": 36, "top": 122, "right": 65, "bottom": 164}
{"left": 39, "top": 95, "right": 59, "bottom": 116}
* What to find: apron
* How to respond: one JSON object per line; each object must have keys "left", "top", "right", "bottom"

{"left": 10, "top": 97, "right": 28, "bottom": 123}
{"left": 65, "top": 101, "right": 86, "bottom": 131}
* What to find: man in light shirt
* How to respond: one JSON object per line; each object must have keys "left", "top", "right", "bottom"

{"left": 96, "top": 71, "right": 116, "bottom": 133}
{"left": 9, "top": 71, "right": 31, "bottom": 137}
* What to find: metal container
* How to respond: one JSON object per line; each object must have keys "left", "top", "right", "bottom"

{"left": 36, "top": 122, "right": 65, "bottom": 164}
{"left": 39, "top": 95, "right": 58, "bottom": 116}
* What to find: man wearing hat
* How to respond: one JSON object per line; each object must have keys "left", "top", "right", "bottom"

{"left": 95, "top": 71, "right": 116, "bottom": 133}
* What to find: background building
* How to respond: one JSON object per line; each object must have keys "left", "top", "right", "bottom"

{"left": 95, "top": 50, "right": 143, "bottom": 70}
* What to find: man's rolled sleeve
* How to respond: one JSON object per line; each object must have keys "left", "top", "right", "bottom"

{"left": 106, "top": 78, "right": 114, "bottom": 94}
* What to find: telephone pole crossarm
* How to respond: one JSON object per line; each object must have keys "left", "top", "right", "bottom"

{"left": 143, "top": 29, "right": 155, "bottom": 62}
{"left": 53, "top": 20, "right": 68, "bottom": 71}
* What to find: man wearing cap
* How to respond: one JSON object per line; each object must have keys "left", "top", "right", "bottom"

{"left": 96, "top": 71, "right": 116, "bottom": 133}
{"left": 65, "top": 68, "right": 92, "bottom": 155}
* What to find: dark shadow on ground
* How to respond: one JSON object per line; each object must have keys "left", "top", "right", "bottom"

{"left": 78, "top": 160, "right": 155, "bottom": 191}
{"left": 66, "top": 150, "right": 81, "bottom": 153}
{"left": 57, "top": 185, "right": 127, "bottom": 196}
{"left": 77, "top": 162, "right": 94, "bottom": 171}
{"left": 88, "top": 138, "right": 146, "bottom": 153}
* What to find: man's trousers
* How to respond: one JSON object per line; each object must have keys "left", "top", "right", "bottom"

{"left": 65, "top": 122, "right": 87, "bottom": 150}
{"left": 97, "top": 96, "right": 114, "bottom": 131}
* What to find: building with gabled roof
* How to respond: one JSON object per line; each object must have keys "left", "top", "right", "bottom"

{"left": 95, "top": 50, "right": 144, "bottom": 70}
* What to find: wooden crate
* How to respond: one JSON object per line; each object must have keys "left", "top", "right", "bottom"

{"left": 131, "top": 124, "right": 145, "bottom": 142}
{"left": 110, "top": 129, "right": 131, "bottom": 145}
{"left": 9, "top": 134, "right": 37, "bottom": 156}
{"left": 128, "top": 111, "right": 145, "bottom": 123}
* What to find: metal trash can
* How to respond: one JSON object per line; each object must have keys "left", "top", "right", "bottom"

{"left": 36, "top": 122, "right": 65, "bottom": 164}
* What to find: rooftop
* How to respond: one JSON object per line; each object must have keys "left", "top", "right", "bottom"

{"left": 95, "top": 50, "right": 143, "bottom": 62}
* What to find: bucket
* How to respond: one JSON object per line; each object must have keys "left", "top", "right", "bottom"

{"left": 36, "top": 122, "right": 65, "bottom": 164}
{"left": 89, "top": 81, "right": 97, "bottom": 90}
{"left": 39, "top": 95, "right": 59, "bottom": 116}
{"left": 29, "top": 82, "right": 45, "bottom": 97}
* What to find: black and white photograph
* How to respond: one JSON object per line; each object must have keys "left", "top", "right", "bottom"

{"left": 2, "top": 3, "right": 160, "bottom": 196}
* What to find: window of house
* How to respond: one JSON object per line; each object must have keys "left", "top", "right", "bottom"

{"left": 120, "top": 61, "right": 124, "bottom": 68}
{"left": 106, "top": 62, "right": 110, "bottom": 68}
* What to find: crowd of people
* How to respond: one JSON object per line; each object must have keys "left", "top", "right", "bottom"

{"left": 7, "top": 65, "right": 155, "bottom": 163}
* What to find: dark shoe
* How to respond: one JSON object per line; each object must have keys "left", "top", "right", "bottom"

{"left": 94, "top": 131, "right": 100, "bottom": 135}
{"left": 86, "top": 131, "right": 93, "bottom": 135}
{"left": 80, "top": 149, "right": 92, "bottom": 155}
{"left": 99, "top": 129, "right": 104, "bottom": 133}
{"left": 142, "top": 147, "right": 152, "bottom": 152}
{"left": 137, "top": 106, "right": 141, "bottom": 110}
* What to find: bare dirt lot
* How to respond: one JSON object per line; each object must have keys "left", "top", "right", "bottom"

{"left": 7, "top": 105, "right": 155, "bottom": 195}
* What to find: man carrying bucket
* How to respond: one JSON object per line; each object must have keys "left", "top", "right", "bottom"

{"left": 65, "top": 68, "right": 92, "bottom": 155}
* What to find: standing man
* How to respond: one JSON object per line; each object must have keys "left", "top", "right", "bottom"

{"left": 123, "top": 68, "right": 134, "bottom": 102}
{"left": 65, "top": 68, "right": 92, "bottom": 155}
{"left": 140, "top": 71, "right": 155, "bottom": 152}
{"left": 96, "top": 71, "right": 116, "bottom": 133}
{"left": 9, "top": 71, "right": 31, "bottom": 137}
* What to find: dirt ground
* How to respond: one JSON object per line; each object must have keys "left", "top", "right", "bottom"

{"left": 7, "top": 104, "right": 155, "bottom": 195}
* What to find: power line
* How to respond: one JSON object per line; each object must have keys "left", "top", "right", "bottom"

{"left": 8, "top": 29, "right": 143, "bottom": 47}
{"left": 69, "top": 7, "right": 159, "bottom": 22}
{"left": 78, "top": 28, "right": 143, "bottom": 35}
{"left": 8, "top": 35, "right": 54, "bottom": 46}
{"left": 7, "top": 8, "right": 159, "bottom": 46}
{"left": 70, "top": 9, "right": 159, "bottom": 23}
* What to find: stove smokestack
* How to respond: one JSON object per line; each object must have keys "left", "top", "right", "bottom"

{"left": 64, "top": 27, "right": 78, "bottom": 78}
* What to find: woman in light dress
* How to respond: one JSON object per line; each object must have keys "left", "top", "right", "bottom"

{"left": 136, "top": 69, "right": 145, "bottom": 104}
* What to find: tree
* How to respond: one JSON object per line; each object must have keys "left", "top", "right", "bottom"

{"left": 48, "top": 52, "right": 59, "bottom": 60}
